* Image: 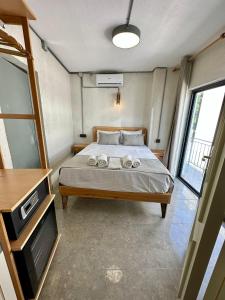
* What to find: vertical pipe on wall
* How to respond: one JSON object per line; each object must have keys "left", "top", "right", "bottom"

{"left": 156, "top": 68, "right": 168, "bottom": 140}
{"left": 79, "top": 74, "right": 84, "bottom": 134}
{"left": 148, "top": 68, "right": 167, "bottom": 148}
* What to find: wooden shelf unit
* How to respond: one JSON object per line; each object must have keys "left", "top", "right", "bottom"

{"left": 0, "top": 169, "right": 52, "bottom": 212}
{"left": 32, "top": 234, "right": 61, "bottom": 300}
{"left": 0, "top": 0, "right": 36, "bottom": 20}
{"left": 0, "top": 3, "right": 58, "bottom": 300}
{"left": 10, "top": 194, "right": 55, "bottom": 251}
{"left": 0, "top": 169, "right": 59, "bottom": 300}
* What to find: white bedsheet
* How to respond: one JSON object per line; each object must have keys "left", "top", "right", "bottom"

{"left": 78, "top": 142, "right": 157, "bottom": 159}
{"left": 59, "top": 143, "right": 172, "bottom": 193}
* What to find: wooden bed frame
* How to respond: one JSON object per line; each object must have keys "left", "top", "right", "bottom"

{"left": 59, "top": 126, "right": 173, "bottom": 218}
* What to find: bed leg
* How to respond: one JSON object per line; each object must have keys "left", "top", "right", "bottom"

{"left": 62, "top": 196, "right": 68, "bottom": 209}
{"left": 161, "top": 203, "right": 167, "bottom": 218}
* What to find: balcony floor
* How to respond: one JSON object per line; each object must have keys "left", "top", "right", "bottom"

{"left": 180, "top": 163, "right": 205, "bottom": 193}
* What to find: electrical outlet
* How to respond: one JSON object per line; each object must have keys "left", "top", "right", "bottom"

{"left": 155, "top": 138, "right": 160, "bottom": 143}
{"left": 80, "top": 133, "right": 87, "bottom": 138}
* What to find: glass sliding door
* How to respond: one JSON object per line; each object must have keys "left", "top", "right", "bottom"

{"left": 179, "top": 83, "right": 225, "bottom": 194}
{"left": 0, "top": 57, "right": 41, "bottom": 168}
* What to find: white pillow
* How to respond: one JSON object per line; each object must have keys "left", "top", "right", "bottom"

{"left": 97, "top": 130, "right": 120, "bottom": 142}
{"left": 120, "top": 130, "right": 142, "bottom": 143}
{"left": 123, "top": 134, "right": 145, "bottom": 146}
{"left": 98, "top": 132, "right": 120, "bottom": 145}
{"left": 120, "top": 130, "right": 142, "bottom": 135}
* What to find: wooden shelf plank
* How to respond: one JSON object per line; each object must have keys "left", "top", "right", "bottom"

{"left": 0, "top": 169, "right": 52, "bottom": 212}
{"left": 10, "top": 194, "right": 55, "bottom": 251}
{"left": 0, "top": 113, "right": 35, "bottom": 119}
{"left": 32, "top": 234, "right": 61, "bottom": 300}
{"left": 0, "top": 0, "right": 36, "bottom": 20}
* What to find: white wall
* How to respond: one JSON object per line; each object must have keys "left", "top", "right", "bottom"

{"left": 4, "top": 25, "right": 74, "bottom": 168}
{"left": 148, "top": 68, "right": 179, "bottom": 149}
{"left": 159, "top": 69, "right": 180, "bottom": 149}
{"left": 71, "top": 69, "right": 179, "bottom": 148}
{"left": 148, "top": 69, "right": 167, "bottom": 148}
{"left": 71, "top": 73, "right": 152, "bottom": 143}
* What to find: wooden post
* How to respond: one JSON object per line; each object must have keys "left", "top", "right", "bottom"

{"left": 62, "top": 196, "right": 68, "bottom": 209}
{"left": 0, "top": 147, "right": 4, "bottom": 169}
{"left": 21, "top": 17, "right": 48, "bottom": 169}
{"left": 0, "top": 214, "right": 24, "bottom": 300}
{"left": 160, "top": 203, "right": 167, "bottom": 218}
{"left": 204, "top": 239, "right": 225, "bottom": 300}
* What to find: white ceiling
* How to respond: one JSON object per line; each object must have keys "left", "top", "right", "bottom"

{"left": 28, "top": 0, "right": 225, "bottom": 72}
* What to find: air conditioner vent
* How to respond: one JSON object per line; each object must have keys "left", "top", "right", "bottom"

{"left": 96, "top": 74, "right": 123, "bottom": 87}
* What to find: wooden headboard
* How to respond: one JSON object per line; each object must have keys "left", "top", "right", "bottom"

{"left": 92, "top": 126, "right": 148, "bottom": 145}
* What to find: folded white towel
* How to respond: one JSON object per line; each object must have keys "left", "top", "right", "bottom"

{"left": 122, "top": 155, "right": 133, "bottom": 169}
{"left": 132, "top": 158, "right": 141, "bottom": 168}
{"left": 88, "top": 155, "right": 97, "bottom": 166}
{"left": 97, "top": 154, "right": 108, "bottom": 168}
{"left": 108, "top": 157, "right": 122, "bottom": 169}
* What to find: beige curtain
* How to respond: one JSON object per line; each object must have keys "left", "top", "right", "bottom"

{"left": 163, "top": 56, "right": 193, "bottom": 174}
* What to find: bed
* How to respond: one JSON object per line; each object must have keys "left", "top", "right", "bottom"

{"left": 59, "top": 127, "right": 174, "bottom": 218}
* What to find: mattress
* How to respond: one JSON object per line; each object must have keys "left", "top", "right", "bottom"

{"left": 59, "top": 143, "right": 173, "bottom": 193}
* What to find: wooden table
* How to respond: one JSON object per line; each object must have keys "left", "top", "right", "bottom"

{"left": 151, "top": 149, "right": 165, "bottom": 162}
{"left": 71, "top": 143, "right": 89, "bottom": 154}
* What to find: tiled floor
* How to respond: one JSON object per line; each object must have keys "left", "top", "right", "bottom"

{"left": 39, "top": 179, "right": 198, "bottom": 300}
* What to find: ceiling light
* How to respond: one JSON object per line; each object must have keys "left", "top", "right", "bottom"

{"left": 112, "top": 0, "right": 140, "bottom": 49}
{"left": 112, "top": 24, "right": 140, "bottom": 49}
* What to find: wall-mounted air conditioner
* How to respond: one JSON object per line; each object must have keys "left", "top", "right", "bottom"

{"left": 96, "top": 74, "right": 123, "bottom": 87}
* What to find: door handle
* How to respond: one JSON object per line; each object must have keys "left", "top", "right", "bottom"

{"left": 202, "top": 155, "right": 211, "bottom": 161}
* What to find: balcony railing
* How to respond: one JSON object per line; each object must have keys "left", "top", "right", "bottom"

{"left": 187, "top": 138, "right": 212, "bottom": 171}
